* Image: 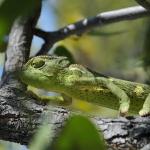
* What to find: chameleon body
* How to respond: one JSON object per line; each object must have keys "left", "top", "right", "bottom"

{"left": 19, "top": 56, "right": 150, "bottom": 116}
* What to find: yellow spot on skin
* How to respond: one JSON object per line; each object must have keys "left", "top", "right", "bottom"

{"left": 80, "top": 87, "right": 104, "bottom": 92}
{"left": 134, "top": 86, "right": 144, "bottom": 96}
{"left": 108, "top": 78, "right": 114, "bottom": 82}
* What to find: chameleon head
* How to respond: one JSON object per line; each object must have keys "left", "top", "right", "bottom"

{"left": 19, "top": 55, "right": 71, "bottom": 91}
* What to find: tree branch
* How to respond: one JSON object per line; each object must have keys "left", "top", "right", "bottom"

{"left": 135, "top": 0, "right": 150, "bottom": 10}
{"left": 34, "top": 5, "right": 150, "bottom": 55}
{"left": 4, "top": 9, "right": 41, "bottom": 74}
{"left": 0, "top": 1, "right": 41, "bottom": 88}
{"left": 0, "top": 0, "right": 42, "bottom": 143}
{"left": 0, "top": 90, "right": 150, "bottom": 149}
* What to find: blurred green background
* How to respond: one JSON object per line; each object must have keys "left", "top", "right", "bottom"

{"left": 52, "top": 0, "right": 147, "bottom": 82}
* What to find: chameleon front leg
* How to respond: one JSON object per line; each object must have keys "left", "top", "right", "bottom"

{"left": 27, "top": 86, "right": 72, "bottom": 106}
{"left": 139, "top": 93, "right": 150, "bottom": 116}
{"left": 106, "top": 79, "right": 130, "bottom": 116}
{"left": 70, "top": 77, "right": 130, "bottom": 116}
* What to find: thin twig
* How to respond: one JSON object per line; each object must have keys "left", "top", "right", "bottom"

{"left": 34, "top": 5, "right": 150, "bottom": 55}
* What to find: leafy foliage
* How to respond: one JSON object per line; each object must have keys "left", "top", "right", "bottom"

{"left": 53, "top": 45, "right": 75, "bottom": 63}
{"left": 28, "top": 115, "right": 106, "bottom": 150}
{"left": 29, "top": 123, "right": 53, "bottom": 150}
{"left": 52, "top": 115, "right": 106, "bottom": 150}
{"left": 0, "top": 0, "right": 40, "bottom": 52}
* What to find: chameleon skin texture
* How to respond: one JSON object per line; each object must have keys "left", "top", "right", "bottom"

{"left": 19, "top": 56, "right": 150, "bottom": 115}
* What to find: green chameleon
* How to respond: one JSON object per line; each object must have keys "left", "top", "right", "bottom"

{"left": 19, "top": 55, "right": 150, "bottom": 116}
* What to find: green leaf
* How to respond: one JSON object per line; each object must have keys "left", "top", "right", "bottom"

{"left": 53, "top": 115, "right": 106, "bottom": 150}
{"left": 29, "top": 123, "right": 53, "bottom": 150}
{"left": 53, "top": 45, "right": 75, "bottom": 63}
{"left": 0, "top": 0, "right": 40, "bottom": 51}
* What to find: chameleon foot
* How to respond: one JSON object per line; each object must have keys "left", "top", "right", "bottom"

{"left": 106, "top": 79, "right": 130, "bottom": 116}
{"left": 139, "top": 93, "right": 150, "bottom": 116}
{"left": 119, "top": 102, "right": 129, "bottom": 116}
{"left": 139, "top": 108, "right": 150, "bottom": 116}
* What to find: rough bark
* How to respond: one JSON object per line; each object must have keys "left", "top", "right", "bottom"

{"left": 0, "top": 3, "right": 150, "bottom": 150}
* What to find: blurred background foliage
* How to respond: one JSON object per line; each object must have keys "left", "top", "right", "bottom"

{"left": 28, "top": 115, "right": 106, "bottom": 150}
{"left": 52, "top": 0, "right": 148, "bottom": 82}
{"left": 52, "top": 115, "right": 106, "bottom": 150}
{"left": 0, "top": 0, "right": 40, "bottom": 52}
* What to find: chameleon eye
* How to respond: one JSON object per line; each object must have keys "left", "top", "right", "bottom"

{"left": 32, "top": 59, "right": 45, "bottom": 68}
